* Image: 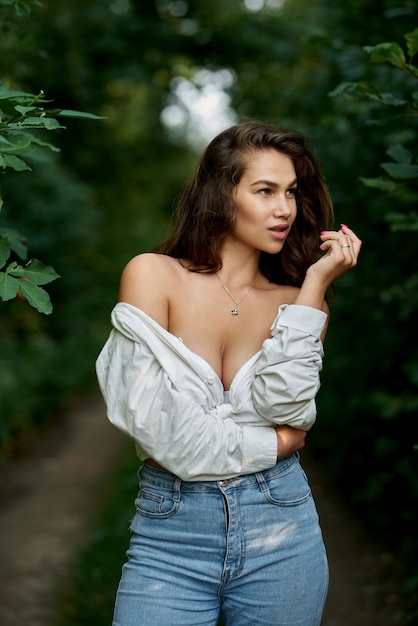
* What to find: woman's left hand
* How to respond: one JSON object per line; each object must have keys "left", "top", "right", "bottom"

{"left": 294, "top": 223, "right": 362, "bottom": 311}
{"left": 313, "top": 223, "right": 362, "bottom": 286}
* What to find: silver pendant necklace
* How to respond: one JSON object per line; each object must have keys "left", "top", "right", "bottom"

{"left": 216, "top": 274, "right": 257, "bottom": 316}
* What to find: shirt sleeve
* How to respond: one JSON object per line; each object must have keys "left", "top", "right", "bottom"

{"left": 96, "top": 330, "right": 278, "bottom": 481}
{"left": 252, "top": 304, "right": 327, "bottom": 431}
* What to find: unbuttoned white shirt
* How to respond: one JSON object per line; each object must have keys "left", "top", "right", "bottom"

{"left": 96, "top": 302, "right": 327, "bottom": 481}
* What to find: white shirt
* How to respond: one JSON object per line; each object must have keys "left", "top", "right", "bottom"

{"left": 96, "top": 302, "right": 327, "bottom": 481}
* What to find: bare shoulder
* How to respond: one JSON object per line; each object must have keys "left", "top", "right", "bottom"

{"left": 276, "top": 284, "right": 300, "bottom": 304}
{"left": 118, "top": 253, "right": 179, "bottom": 328}
{"left": 120, "top": 252, "right": 178, "bottom": 281}
{"left": 260, "top": 282, "right": 299, "bottom": 306}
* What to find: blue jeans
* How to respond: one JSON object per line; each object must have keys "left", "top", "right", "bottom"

{"left": 113, "top": 455, "right": 328, "bottom": 625}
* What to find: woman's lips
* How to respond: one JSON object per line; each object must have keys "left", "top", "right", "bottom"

{"left": 268, "top": 225, "right": 289, "bottom": 241}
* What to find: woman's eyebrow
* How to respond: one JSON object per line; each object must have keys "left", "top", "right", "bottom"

{"left": 250, "top": 178, "right": 298, "bottom": 188}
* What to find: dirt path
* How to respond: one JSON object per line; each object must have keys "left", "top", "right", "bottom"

{"left": 0, "top": 395, "right": 406, "bottom": 625}
{"left": 0, "top": 395, "right": 127, "bottom": 626}
{"left": 305, "top": 454, "right": 405, "bottom": 625}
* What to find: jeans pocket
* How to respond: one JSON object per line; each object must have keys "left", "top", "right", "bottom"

{"left": 261, "top": 460, "right": 312, "bottom": 507}
{"left": 134, "top": 483, "right": 181, "bottom": 519}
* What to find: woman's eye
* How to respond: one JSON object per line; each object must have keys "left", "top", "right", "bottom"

{"left": 286, "top": 188, "right": 297, "bottom": 197}
{"left": 259, "top": 188, "right": 271, "bottom": 196}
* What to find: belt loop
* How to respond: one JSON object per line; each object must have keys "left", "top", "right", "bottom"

{"left": 255, "top": 470, "right": 268, "bottom": 493}
{"left": 173, "top": 477, "right": 182, "bottom": 503}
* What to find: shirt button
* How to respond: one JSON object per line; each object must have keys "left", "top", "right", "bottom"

{"left": 207, "top": 377, "right": 214, "bottom": 385}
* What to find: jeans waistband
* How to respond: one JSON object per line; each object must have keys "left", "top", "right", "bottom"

{"left": 140, "top": 454, "right": 299, "bottom": 492}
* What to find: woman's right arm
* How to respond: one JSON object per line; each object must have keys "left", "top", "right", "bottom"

{"left": 96, "top": 327, "right": 280, "bottom": 481}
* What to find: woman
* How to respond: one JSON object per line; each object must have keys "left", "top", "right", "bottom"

{"left": 96, "top": 121, "right": 361, "bottom": 625}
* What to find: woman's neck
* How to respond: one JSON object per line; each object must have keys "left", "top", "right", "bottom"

{"left": 218, "top": 242, "right": 261, "bottom": 288}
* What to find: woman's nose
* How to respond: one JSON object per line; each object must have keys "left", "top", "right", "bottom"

{"left": 273, "top": 194, "right": 292, "bottom": 217}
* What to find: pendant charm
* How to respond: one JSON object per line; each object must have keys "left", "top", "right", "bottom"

{"left": 216, "top": 273, "right": 257, "bottom": 317}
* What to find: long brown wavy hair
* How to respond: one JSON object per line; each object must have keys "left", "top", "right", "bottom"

{"left": 156, "top": 121, "right": 334, "bottom": 287}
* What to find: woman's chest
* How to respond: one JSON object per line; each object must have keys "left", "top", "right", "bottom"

{"left": 168, "top": 285, "right": 291, "bottom": 389}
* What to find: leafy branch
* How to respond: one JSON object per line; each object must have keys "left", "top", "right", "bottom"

{"left": 0, "top": 81, "right": 102, "bottom": 313}
{"left": 330, "top": 28, "right": 418, "bottom": 233}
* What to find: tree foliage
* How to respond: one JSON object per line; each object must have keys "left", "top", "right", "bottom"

{"left": 0, "top": 58, "right": 102, "bottom": 312}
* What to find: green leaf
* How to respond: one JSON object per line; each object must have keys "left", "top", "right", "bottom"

{"left": 29, "top": 134, "right": 60, "bottom": 152}
{"left": 405, "top": 28, "right": 418, "bottom": 59}
{"left": 405, "top": 63, "right": 418, "bottom": 79}
{"left": 328, "top": 81, "right": 405, "bottom": 107}
{"left": 0, "top": 136, "right": 15, "bottom": 148}
{"left": 0, "top": 227, "right": 27, "bottom": 259}
{"left": 384, "top": 211, "right": 418, "bottom": 232}
{"left": 1, "top": 258, "right": 59, "bottom": 312}
{"left": 55, "top": 109, "right": 105, "bottom": 120}
{"left": 0, "top": 133, "right": 33, "bottom": 154}
{"left": 8, "top": 258, "right": 60, "bottom": 285}
{"left": 0, "top": 154, "right": 31, "bottom": 171}
{"left": 329, "top": 81, "right": 379, "bottom": 98}
{"left": 364, "top": 42, "right": 406, "bottom": 69}
{"left": 0, "top": 272, "right": 19, "bottom": 301}
{"left": 386, "top": 145, "right": 412, "bottom": 164}
{"left": 0, "top": 84, "right": 37, "bottom": 100}
{"left": 384, "top": 211, "right": 418, "bottom": 224}
{"left": 0, "top": 236, "right": 11, "bottom": 269}
{"left": 17, "top": 280, "right": 53, "bottom": 314}
{"left": 19, "top": 116, "right": 65, "bottom": 130}
{"left": 381, "top": 162, "right": 418, "bottom": 180}
{"left": 15, "top": 2, "right": 31, "bottom": 17}
{"left": 14, "top": 105, "right": 38, "bottom": 115}
{"left": 376, "top": 93, "right": 407, "bottom": 107}
{"left": 360, "top": 177, "right": 396, "bottom": 191}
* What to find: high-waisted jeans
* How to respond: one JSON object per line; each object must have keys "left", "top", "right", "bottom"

{"left": 112, "top": 454, "right": 328, "bottom": 626}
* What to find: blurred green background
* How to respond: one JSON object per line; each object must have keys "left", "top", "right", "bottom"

{"left": 1, "top": 0, "right": 417, "bottom": 622}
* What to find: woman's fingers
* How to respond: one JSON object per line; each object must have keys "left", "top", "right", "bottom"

{"left": 340, "top": 223, "right": 362, "bottom": 259}
{"left": 320, "top": 224, "right": 362, "bottom": 265}
{"left": 315, "top": 223, "right": 362, "bottom": 285}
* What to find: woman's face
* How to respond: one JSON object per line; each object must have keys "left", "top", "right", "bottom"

{"left": 229, "top": 149, "right": 298, "bottom": 255}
